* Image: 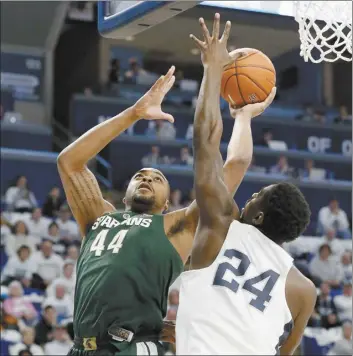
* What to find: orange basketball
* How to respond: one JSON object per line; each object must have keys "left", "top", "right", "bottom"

{"left": 221, "top": 49, "right": 276, "bottom": 107}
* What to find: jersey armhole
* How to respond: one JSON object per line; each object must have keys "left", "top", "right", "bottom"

{"left": 157, "top": 214, "right": 184, "bottom": 267}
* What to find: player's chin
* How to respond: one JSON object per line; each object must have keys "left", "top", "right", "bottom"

{"left": 133, "top": 192, "right": 155, "bottom": 204}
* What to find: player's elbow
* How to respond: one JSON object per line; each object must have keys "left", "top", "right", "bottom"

{"left": 224, "top": 157, "right": 251, "bottom": 172}
{"left": 57, "top": 146, "right": 85, "bottom": 172}
{"left": 57, "top": 149, "right": 77, "bottom": 172}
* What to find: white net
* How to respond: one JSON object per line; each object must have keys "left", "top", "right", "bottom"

{"left": 294, "top": 1, "right": 352, "bottom": 63}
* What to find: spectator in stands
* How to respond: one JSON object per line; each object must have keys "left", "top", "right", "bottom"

{"left": 1, "top": 214, "right": 12, "bottom": 246}
{"left": 9, "top": 327, "right": 44, "bottom": 356}
{"left": 141, "top": 145, "right": 164, "bottom": 166}
{"left": 3, "top": 281, "right": 38, "bottom": 326}
{"left": 1, "top": 245, "right": 35, "bottom": 287}
{"left": 56, "top": 205, "right": 80, "bottom": 244}
{"left": 248, "top": 157, "right": 266, "bottom": 173}
{"left": 65, "top": 244, "right": 79, "bottom": 264}
{"left": 5, "top": 221, "right": 38, "bottom": 258}
{"left": 318, "top": 198, "right": 352, "bottom": 239}
{"left": 83, "top": 87, "right": 93, "bottom": 97}
{"left": 185, "top": 123, "right": 193, "bottom": 140}
{"left": 269, "top": 155, "right": 294, "bottom": 176}
{"left": 145, "top": 119, "right": 176, "bottom": 140}
{"left": 312, "top": 282, "right": 340, "bottom": 329}
{"left": 124, "top": 58, "right": 146, "bottom": 84}
{"left": 44, "top": 322, "right": 73, "bottom": 355}
{"left": 23, "top": 209, "right": 49, "bottom": 240}
{"left": 43, "top": 222, "right": 66, "bottom": 256}
{"left": 309, "top": 244, "right": 343, "bottom": 288}
{"left": 296, "top": 103, "right": 315, "bottom": 122}
{"left": 341, "top": 252, "right": 352, "bottom": 281}
{"left": 300, "top": 159, "right": 314, "bottom": 179}
{"left": 183, "top": 189, "right": 195, "bottom": 207}
{"left": 1, "top": 301, "right": 20, "bottom": 340}
{"left": 177, "top": 146, "right": 193, "bottom": 166}
{"left": 42, "top": 284, "right": 73, "bottom": 320}
{"left": 42, "top": 187, "right": 63, "bottom": 218}
{"left": 44, "top": 222, "right": 61, "bottom": 244}
{"left": 169, "top": 190, "right": 183, "bottom": 212}
{"left": 46, "top": 261, "right": 75, "bottom": 300}
{"left": 334, "top": 281, "right": 352, "bottom": 322}
{"left": 328, "top": 321, "right": 352, "bottom": 356}
{"left": 323, "top": 228, "right": 345, "bottom": 259}
{"left": 255, "top": 128, "right": 273, "bottom": 147}
{"left": 31, "top": 240, "right": 63, "bottom": 290}
{"left": 108, "top": 58, "right": 121, "bottom": 87}
{"left": 34, "top": 305, "right": 57, "bottom": 346}
{"left": 313, "top": 110, "right": 326, "bottom": 124}
{"left": 5, "top": 176, "right": 38, "bottom": 213}
{"left": 174, "top": 69, "right": 184, "bottom": 89}
{"left": 334, "top": 105, "right": 352, "bottom": 125}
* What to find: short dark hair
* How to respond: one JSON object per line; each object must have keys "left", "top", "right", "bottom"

{"left": 12, "top": 220, "right": 29, "bottom": 235}
{"left": 319, "top": 243, "right": 332, "bottom": 254}
{"left": 48, "top": 221, "right": 59, "bottom": 230}
{"left": 261, "top": 183, "right": 311, "bottom": 244}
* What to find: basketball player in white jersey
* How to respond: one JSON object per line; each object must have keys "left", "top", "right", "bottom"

{"left": 176, "top": 14, "right": 317, "bottom": 355}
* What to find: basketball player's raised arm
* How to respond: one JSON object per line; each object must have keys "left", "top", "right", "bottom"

{"left": 57, "top": 67, "right": 176, "bottom": 237}
{"left": 223, "top": 86, "right": 276, "bottom": 195}
{"left": 187, "top": 14, "right": 238, "bottom": 268}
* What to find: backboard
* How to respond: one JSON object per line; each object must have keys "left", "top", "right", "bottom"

{"left": 98, "top": 1, "right": 200, "bottom": 39}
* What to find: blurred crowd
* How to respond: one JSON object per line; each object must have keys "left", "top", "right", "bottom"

{"left": 1, "top": 171, "right": 352, "bottom": 355}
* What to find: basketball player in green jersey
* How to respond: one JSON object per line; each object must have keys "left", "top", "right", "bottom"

{"left": 58, "top": 61, "right": 265, "bottom": 355}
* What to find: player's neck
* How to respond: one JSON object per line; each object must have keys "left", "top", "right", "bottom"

{"left": 125, "top": 206, "right": 161, "bottom": 215}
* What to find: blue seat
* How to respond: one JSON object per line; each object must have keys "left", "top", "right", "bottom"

{"left": 0, "top": 339, "right": 13, "bottom": 356}
{"left": 0, "top": 247, "right": 8, "bottom": 269}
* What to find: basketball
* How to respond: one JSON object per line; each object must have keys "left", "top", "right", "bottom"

{"left": 221, "top": 49, "right": 276, "bottom": 107}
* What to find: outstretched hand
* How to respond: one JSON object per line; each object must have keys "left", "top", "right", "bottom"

{"left": 190, "top": 13, "right": 241, "bottom": 68}
{"left": 133, "top": 66, "right": 176, "bottom": 123}
{"left": 229, "top": 87, "right": 277, "bottom": 119}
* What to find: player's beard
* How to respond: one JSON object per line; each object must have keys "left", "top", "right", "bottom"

{"left": 131, "top": 193, "right": 155, "bottom": 213}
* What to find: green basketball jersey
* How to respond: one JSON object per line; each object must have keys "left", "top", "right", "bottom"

{"left": 73, "top": 211, "right": 183, "bottom": 339}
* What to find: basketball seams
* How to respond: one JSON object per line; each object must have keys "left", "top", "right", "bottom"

{"left": 238, "top": 73, "right": 269, "bottom": 96}
{"left": 235, "top": 52, "right": 258, "bottom": 62}
{"left": 222, "top": 50, "right": 275, "bottom": 106}
{"left": 225, "top": 65, "right": 276, "bottom": 75}
{"left": 234, "top": 66, "right": 246, "bottom": 107}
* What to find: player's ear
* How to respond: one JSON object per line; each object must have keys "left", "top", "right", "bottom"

{"left": 252, "top": 211, "right": 264, "bottom": 226}
{"left": 164, "top": 199, "right": 170, "bottom": 213}
{"left": 123, "top": 197, "right": 126, "bottom": 205}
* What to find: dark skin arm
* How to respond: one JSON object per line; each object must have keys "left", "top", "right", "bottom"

{"left": 164, "top": 16, "right": 243, "bottom": 265}
{"left": 280, "top": 267, "right": 317, "bottom": 355}
{"left": 164, "top": 22, "right": 276, "bottom": 265}
{"left": 190, "top": 14, "right": 236, "bottom": 269}
{"left": 58, "top": 68, "right": 176, "bottom": 238}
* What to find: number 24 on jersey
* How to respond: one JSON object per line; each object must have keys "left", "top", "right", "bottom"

{"left": 90, "top": 229, "right": 128, "bottom": 256}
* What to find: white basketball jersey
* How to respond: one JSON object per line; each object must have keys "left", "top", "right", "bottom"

{"left": 176, "top": 220, "right": 294, "bottom": 355}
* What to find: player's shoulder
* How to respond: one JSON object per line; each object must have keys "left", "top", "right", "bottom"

{"left": 286, "top": 266, "right": 317, "bottom": 312}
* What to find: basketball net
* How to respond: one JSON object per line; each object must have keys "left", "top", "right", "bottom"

{"left": 293, "top": 1, "right": 352, "bottom": 63}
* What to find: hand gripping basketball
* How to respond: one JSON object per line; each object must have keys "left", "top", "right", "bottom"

{"left": 229, "top": 87, "right": 277, "bottom": 119}
{"left": 190, "top": 13, "right": 242, "bottom": 68}
{"left": 133, "top": 66, "right": 176, "bottom": 123}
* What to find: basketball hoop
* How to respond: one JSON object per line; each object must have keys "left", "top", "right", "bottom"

{"left": 293, "top": 1, "right": 352, "bottom": 63}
